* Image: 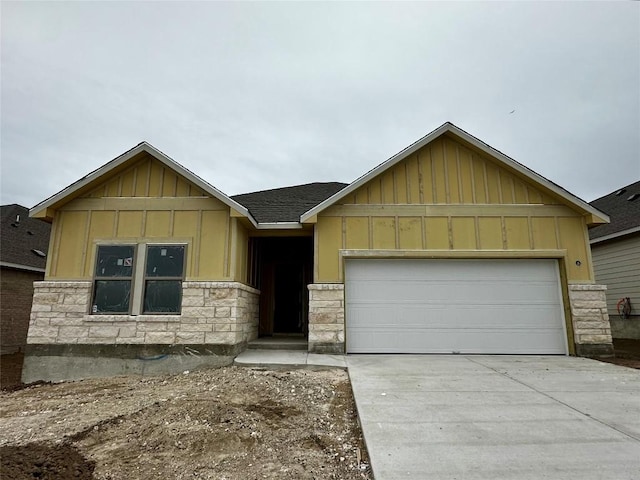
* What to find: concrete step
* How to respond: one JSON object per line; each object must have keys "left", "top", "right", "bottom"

{"left": 247, "top": 337, "right": 308, "bottom": 351}
{"left": 234, "top": 349, "right": 346, "bottom": 369}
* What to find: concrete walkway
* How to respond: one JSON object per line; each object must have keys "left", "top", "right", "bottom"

{"left": 347, "top": 355, "right": 640, "bottom": 480}
{"left": 234, "top": 349, "right": 346, "bottom": 369}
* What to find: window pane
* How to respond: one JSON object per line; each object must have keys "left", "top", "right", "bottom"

{"left": 143, "top": 280, "right": 182, "bottom": 313}
{"left": 96, "top": 245, "right": 134, "bottom": 277}
{"left": 146, "top": 246, "right": 185, "bottom": 277}
{"left": 93, "top": 280, "right": 131, "bottom": 313}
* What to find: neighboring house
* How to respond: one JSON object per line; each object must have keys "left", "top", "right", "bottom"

{"left": 589, "top": 180, "right": 640, "bottom": 340}
{"left": 1, "top": 204, "right": 51, "bottom": 386}
{"left": 25, "top": 122, "right": 613, "bottom": 381}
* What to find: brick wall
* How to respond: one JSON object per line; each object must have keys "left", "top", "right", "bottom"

{"left": 1, "top": 267, "right": 43, "bottom": 387}
{"left": 1, "top": 267, "right": 43, "bottom": 354}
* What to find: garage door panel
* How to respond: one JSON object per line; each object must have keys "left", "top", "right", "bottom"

{"left": 349, "top": 305, "right": 563, "bottom": 329}
{"left": 347, "top": 326, "right": 566, "bottom": 354}
{"left": 349, "top": 280, "right": 561, "bottom": 305}
{"left": 345, "top": 259, "right": 567, "bottom": 354}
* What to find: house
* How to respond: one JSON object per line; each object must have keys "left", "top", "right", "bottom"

{"left": 1, "top": 204, "right": 51, "bottom": 387}
{"left": 589, "top": 181, "right": 640, "bottom": 339}
{"left": 24, "top": 122, "right": 613, "bottom": 381}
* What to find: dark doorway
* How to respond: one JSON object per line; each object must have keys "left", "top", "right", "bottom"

{"left": 249, "top": 237, "right": 313, "bottom": 337}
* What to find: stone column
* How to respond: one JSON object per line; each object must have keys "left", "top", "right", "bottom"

{"left": 308, "top": 284, "right": 345, "bottom": 354}
{"left": 568, "top": 284, "right": 614, "bottom": 357}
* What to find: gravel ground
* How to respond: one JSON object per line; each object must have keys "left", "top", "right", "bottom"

{"left": 0, "top": 366, "right": 372, "bottom": 480}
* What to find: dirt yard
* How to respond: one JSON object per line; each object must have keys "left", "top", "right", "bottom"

{"left": 0, "top": 366, "right": 372, "bottom": 480}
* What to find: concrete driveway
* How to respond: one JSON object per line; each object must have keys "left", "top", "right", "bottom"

{"left": 346, "top": 355, "right": 640, "bottom": 480}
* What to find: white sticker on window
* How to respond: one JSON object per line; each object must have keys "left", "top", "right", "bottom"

{"left": 92, "top": 305, "right": 98, "bottom": 313}
{"left": 117, "top": 258, "right": 124, "bottom": 266}
{"left": 161, "top": 248, "right": 167, "bottom": 257}
{"left": 124, "top": 257, "right": 132, "bottom": 266}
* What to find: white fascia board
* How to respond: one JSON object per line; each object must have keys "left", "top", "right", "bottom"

{"left": 300, "top": 122, "right": 610, "bottom": 223}
{"left": 256, "top": 222, "right": 303, "bottom": 230}
{"left": 590, "top": 226, "right": 640, "bottom": 245}
{"left": 29, "top": 142, "right": 258, "bottom": 227}
{"left": 0, "top": 261, "right": 46, "bottom": 273}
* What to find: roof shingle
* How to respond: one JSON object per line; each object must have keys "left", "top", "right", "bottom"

{"left": 1, "top": 204, "right": 51, "bottom": 270}
{"left": 231, "top": 182, "right": 348, "bottom": 223}
{"left": 589, "top": 180, "right": 640, "bottom": 240}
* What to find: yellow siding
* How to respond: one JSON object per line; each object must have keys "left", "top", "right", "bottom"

{"left": 394, "top": 164, "right": 408, "bottom": 204}
{"left": 198, "top": 210, "right": 228, "bottom": 279}
{"left": 445, "top": 141, "right": 460, "bottom": 204}
{"left": 121, "top": 169, "right": 135, "bottom": 197}
{"left": 345, "top": 217, "right": 369, "bottom": 249}
{"left": 425, "top": 217, "right": 449, "bottom": 249}
{"left": 84, "top": 211, "right": 116, "bottom": 275}
{"left": 558, "top": 217, "right": 591, "bottom": 281}
{"left": 372, "top": 217, "right": 396, "bottom": 249}
{"left": 398, "top": 217, "right": 422, "bottom": 249}
{"left": 80, "top": 155, "right": 209, "bottom": 200}
{"left": 505, "top": 217, "right": 530, "bottom": 249}
{"left": 117, "top": 211, "right": 143, "bottom": 237}
{"left": 532, "top": 217, "right": 557, "bottom": 249}
{"left": 317, "top": 216, "right": 342, "bottom": 282}
{"left": 432, "top": 142, "right": 447, "bottom": 203}
{"left": 54, "top": 211, "right": 88, "bottom": 278}
{"left": 173, "top": 210, "right": 199, "bottom": 277}
{"left": 315, "top": 136, "right": 594, "bottom": 284}
{"left": 145, "top": 211, "right": 171, "bottom": 237}
{"left": 148, "top": 162, "right": 163, "bottom": 197}
{"left": 478, "top": 217, "right": 503, "bottom": 249}
{"left": 406, "top": 154, "right": 420, "bottom": 203}
{"left": 451, "top": 217, "right": 476, "bottom": 250}
{"left": 134, "top": 159, "right": 150, "bottom": 196}
{"left": 382, "top": 172, "right": 394, "bottom": 204}
{"left": 234, "top": 221, "right": 249, "bottom": 283}
{"left": 458, "top": 148, "right": 474, "bottom": 203}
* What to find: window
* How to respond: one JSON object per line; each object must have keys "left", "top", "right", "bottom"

{"left": 93, "top": 245, "right": 135, "bottom": 314}
{"left": 92, "top": 244, "right": 185, "bottom": 315}
{"left": 143, "top": 245, "right": 185, "bottom": 313}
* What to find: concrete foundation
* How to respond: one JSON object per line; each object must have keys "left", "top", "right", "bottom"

{"left": 609, "top": 316, "right": 640, "bottom": 340}
{"left": 22, "top": 343, "right": 242, "bottom": 383}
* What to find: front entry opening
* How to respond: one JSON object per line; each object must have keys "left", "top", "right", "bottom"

{"left": 249, "top": 237, "right": 312, "bottom": 337}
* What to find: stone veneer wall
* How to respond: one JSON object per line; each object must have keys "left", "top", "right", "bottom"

{"left": 308, "top": 284, "right": 345, "bottom": 354}
{"left": 568, "top": 284, "right": 614, "bottom": 357}
{"left": 27, "top": 281, "right": 259, "bottom": 346}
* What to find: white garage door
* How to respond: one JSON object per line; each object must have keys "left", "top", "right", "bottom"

{"left": 345, "top": 259, "right": 567, "bottom": 354}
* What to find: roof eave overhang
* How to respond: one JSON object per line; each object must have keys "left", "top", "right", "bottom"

{"left": 0, "top": 261, "right": 46, "bottom": 273}
{"left": 29, "top": 142, "right": 258, "bottom": 227}
{"left": 256, "top": 222, "right": 303, "bottom": 230}
{"left": 300, "top": 122, "right": 610, "bottom": 225}
{"left": 590, "top": 225, "right": 640, "bottom": 245}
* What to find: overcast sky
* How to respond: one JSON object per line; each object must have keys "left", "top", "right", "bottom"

{"left": 2, "top": 1, "right": 639, "bottom": 210}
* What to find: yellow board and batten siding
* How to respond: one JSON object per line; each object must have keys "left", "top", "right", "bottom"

{"left": 316, "top": 135, "right": 595, "bottom": 283}
{"left": 47, "top": 154, "right": 248, "bottom": 282}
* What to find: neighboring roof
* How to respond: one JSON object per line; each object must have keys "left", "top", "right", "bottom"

{"left": 30, "top": 142, "right": 257, "bottom": 227}
{"left": 1, "top": 204, "right": 51, "bottom": 272}
{"left": 300, "top": 122, "right": 610, "bottom": 225}
{"left": 589, "top": 180, "right": 640, "bottom": 243}
{"left": 232, "top": 182, "right": 348, "bottom": 224}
